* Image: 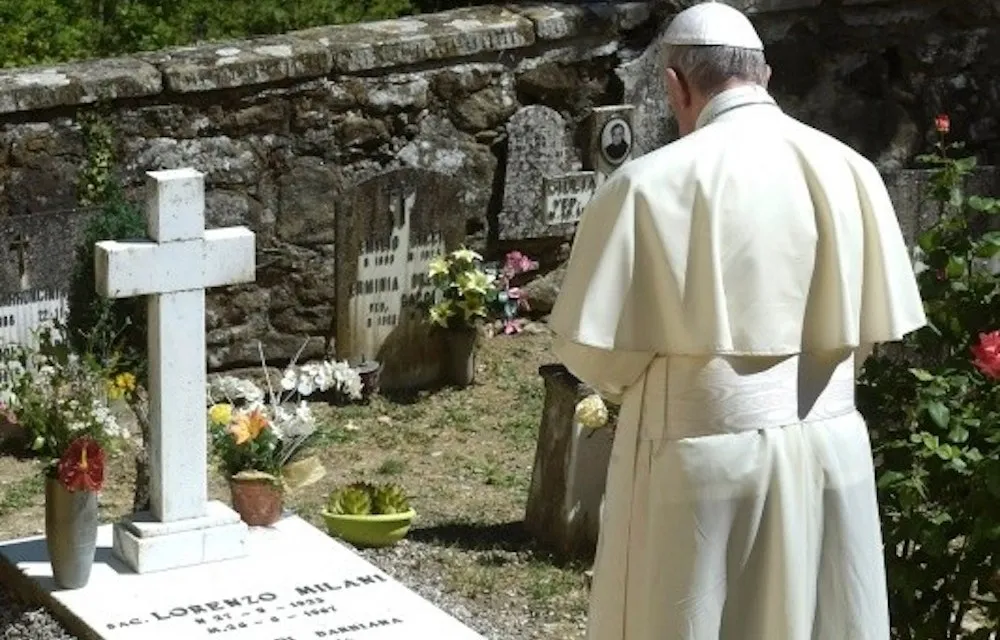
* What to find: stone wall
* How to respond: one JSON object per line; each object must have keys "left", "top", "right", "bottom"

{"left": 0, "top": 0, "right": 996, "bottom": 370}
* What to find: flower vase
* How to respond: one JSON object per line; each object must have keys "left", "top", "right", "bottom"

{"left": 44, "top": 477, "right": 99, "bottom": 590}
{"left": 229, "top": 472, "right": 284, "bottom": 526}
{"left": 356, "top": 360, "right": 382, "bottom": 400}
{"left": 444, "top": 326, "right": 478, "bottom": 388}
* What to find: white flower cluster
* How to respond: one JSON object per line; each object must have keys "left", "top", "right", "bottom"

{"left": 280, "top": 360, "right": 363, "bottom": 400}
{"left": 263, "top": 401, "right": 317, "bottom": 442}
{"left": 207, "top": 376, "right": 265, "bottom": 405}
{"left": 575, "top": 394, "right": 610, "bottom": 430}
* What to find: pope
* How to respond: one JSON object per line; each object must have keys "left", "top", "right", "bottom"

{"left": 549, "top": 3, "right": 927, "bottom": 639}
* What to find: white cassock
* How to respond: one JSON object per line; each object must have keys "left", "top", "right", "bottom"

{"left": 549, "top": 85, "right": 927, "bottom": 640}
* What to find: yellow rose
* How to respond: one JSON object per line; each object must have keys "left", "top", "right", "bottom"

{"left": 208, "top": 403, "right": 233, "bottom": 426}
{"left": 574, "top": 394, "right": 609, "bottom": 429}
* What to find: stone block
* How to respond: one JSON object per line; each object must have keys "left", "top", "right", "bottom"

{"left": 299, "top": 6, "right": 535, "bottom": 74}
{"left": 525, "top": 364, "right": 613, "bottom": 561}
{"left": 0, "top": 58, "right": 161, "bottom": 114}
{"left": 146, "top": 35, "right": 331, "bottom": 94}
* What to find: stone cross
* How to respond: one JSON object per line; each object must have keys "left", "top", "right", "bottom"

{"left": 95, "top": 168, "right": 256, "bottom": 573}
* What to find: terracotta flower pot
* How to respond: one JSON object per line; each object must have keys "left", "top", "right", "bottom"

{"left": 229, "top": 473, "right": 284, "bottom": 527}
{"left": 44, "top": 477, "right": 99, "bottom": 590}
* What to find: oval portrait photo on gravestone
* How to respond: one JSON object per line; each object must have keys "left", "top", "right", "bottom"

{"left": 600, "top": 117, "right": 632, "bottom": 167}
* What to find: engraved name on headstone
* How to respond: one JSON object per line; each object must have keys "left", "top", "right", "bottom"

{"left": 335, "top": 168, "right": 466, "bottom": 367}
{"left": 499, "top": 105, "right": 582, "bottom": 240}
{"left": 543, "top": 171, "right": 598, "bottom": 226}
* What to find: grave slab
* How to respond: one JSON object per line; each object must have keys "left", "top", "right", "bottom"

{"left": 0, "top": 515, "right": 485, "bottom": 640}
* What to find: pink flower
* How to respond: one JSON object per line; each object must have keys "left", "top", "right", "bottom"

{"left": 971, "top": 330, "right": 1000, "bottom": 380}
{"left": 935, "top": 114, "right": 950, "bottom": 134}
{"left": 503, "top": 251, "right": 539, "bottom": 276}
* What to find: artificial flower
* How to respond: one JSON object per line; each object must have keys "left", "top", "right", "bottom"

{"left": 429, "top": 302, "right": 455, "bottom": 327}
{"left": 427, "top": 256, "right": 449, "bottom": 278}
{"left": 57, "top": 437, "right": 105, "bottom": 492}
{"left": 456, "top": 270, "right": 491, "bottom": 296}
{"left": 450, "top": 248, "right": 482, "bottom": 264}
{"left": 971, "top": 330, "right": 1000, "bottom": 380}
{"left": 208, "top": 403, "right": 233, "bottom": 426}
{"left": 575, "top": 394, "right": 609, "bottom": 429}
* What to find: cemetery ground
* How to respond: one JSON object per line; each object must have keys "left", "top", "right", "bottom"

{"left": 0, "top": 327, "right": 591, "bottom": 640}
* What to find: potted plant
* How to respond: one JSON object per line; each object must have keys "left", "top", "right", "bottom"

{"left": 207, "top": 397, "right": 320, "bottom": 527}
{"left": 321, "top": 482, "right": 415, "bottom": 548}
{"left": 0, "top": 326, "right": 129, "bottom": 590}
{"left": 427, "top": 247, "right": 495, "bottom": 387}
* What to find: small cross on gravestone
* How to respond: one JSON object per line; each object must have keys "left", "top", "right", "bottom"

{"left": 95, "top": 168, "right": 257, "bottom": 574}
{"left": 8, "top": 232, "right": 30, "bottom": 290}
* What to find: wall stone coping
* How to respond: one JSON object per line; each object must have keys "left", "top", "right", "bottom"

{"left": 0, "top": 0, "right": 912, "bottom": 115}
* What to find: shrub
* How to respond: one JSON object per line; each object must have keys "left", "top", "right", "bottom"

{"left": 859, "top": 117, "right": 1000, "bottom": 638}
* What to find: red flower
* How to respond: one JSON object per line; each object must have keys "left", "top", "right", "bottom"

{"left": 971, "top": 330, "right": 1000, "bottom": 380}
{"left": 935, "top": 114, "right": 950, "bottom": 134}
{"left": 57, "top": 437, "right": 105, "bottom": 493}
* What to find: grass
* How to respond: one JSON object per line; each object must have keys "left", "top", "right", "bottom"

{"left": 0, "top": 330, "right": 590, "bottom": 639}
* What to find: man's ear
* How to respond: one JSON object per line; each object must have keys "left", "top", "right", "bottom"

{"left": 665, "top": 68, "right": 690, "bottom": 108}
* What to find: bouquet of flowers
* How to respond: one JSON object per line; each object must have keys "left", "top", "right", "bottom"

{"left": 427, "top": 248, "right": 495, "bottom": 330}
{"left": 490, "top": 250, "right": 539, "bottom": 335}
{"left": 0, "top": 326, "right": 128, "bottom": 492}
{"left": 207, "top": 342, "right": 335, "bottom": 490}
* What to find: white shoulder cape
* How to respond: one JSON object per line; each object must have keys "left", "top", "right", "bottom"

{"left": 550, "top": 100, "right": 926, "bottom": 359}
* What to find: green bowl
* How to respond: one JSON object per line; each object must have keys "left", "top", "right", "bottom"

{"left": 320, "top": 509, "right": 416, "bottom": 548}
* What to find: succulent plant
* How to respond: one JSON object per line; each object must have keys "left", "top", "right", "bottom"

{"left": 327, "top": 482, "right": 373, "bottom": 515}
{"left": 372, "top": 483, "right": 410, "bottom": 515}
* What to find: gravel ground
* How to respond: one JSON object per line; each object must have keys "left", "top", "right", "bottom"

{"left": 0, "top": 587, "right": 74, "bottom": 640}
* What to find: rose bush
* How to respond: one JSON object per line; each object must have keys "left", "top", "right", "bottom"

{"left": 859, "top": 118, "right": 1000, "bottom": 638}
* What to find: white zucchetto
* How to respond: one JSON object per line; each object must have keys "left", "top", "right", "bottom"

{"left": 661, "top": 2, "right": 764, "bottom": 51}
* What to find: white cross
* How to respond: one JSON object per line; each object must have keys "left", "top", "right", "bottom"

{"left": 95, "top": 168, "right": 256, "bottom": 524}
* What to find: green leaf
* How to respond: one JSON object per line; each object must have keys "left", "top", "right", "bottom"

{"left": 909, "top": 368, "right": 935, "bottom": 382}
{"left": 921, "top": 433, "right": 940, "bottom": 451}
{"left": 947, "top": 425, "right": 970, "bottom": 443}
{"left": 877, "top": 470, "right": 907, "bottom": 489}
{"left": 925, "top": 402, "right": 950, "bottom": 429}
{"left": 945, "top": 255, "right": 966, "bottom": 278}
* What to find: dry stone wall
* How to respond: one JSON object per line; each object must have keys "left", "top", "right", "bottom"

{"left": 0, "top": 0, "right": 996, "bottom": 371}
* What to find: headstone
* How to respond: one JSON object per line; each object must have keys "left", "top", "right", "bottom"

{"left": 0, "top": 209, "right": 97, "bottom": 350}
{"left": 525, "top": 364, "right": 613, "bottom": 561}
{"left": 334, "top": 168, "right": 466, "bottom": 389}
{"left": 616, "top": 40, "right": 672, "bottom": 157}
{"left": 94, "top": 167, "right": 257, "bottom": 574}
{"left": 499, "top": 105, "right": 583, "bottom": 240}
{"left": 585, "top": 105, "right": 636, "bottom": 177}
{"left": 0, "top": 516, "right": 486, "bottom": 640}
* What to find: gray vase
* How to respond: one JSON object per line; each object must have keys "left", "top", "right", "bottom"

{"left": 445, "top": 327, "right": 478, "bottom": 387}
{"left": 44, "top": 477, "right": 98, "bottom": 590}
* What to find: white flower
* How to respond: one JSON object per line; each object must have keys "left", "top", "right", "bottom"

{"left": 280, "top": 368, "right": 297, "bottom": 392}
{"left": 575, "top": 394, "right": 609, "bottom": 429}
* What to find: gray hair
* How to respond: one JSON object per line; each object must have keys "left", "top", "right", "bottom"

{"left": 661, "top": 44, "right": 768, "bottom": 96}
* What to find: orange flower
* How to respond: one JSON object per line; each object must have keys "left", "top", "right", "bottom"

{"left": 57, "top": 437, "right": 105, "bottom": 492}
{"left": 228, "top": 408, "right": 270, "bottom": 445}
{"left": 228, "top": 420, "right": 251, "bottom": 445}
{"left": 971, "top": 330, "right": 1000, "bottom": 380}
{"left": 245, "top": 408, "right": 270, "bottom": 440}
{"left": 935, "top": 114, "right": 950, "bottom": 134}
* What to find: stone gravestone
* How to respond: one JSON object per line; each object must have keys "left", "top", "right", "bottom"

{"left": 95, "top": 168, "right": 257, "bottom": 573}
{"left": 525, "top": 365, "right": 614, "bottom": 561}
{"left": 524, "top": 104, "right": 637, "bottom": 561}
{"left": 0, "top": 168, "right": 486, "bottom": 640}
{"left": 0, "top": 209, "right": 97, "bottom": 351}
{"left": 334, "top": 168, "right": 466, "bottom": 390}
{"left": 499, "top": 105, "right": 584, "bottom": 240}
